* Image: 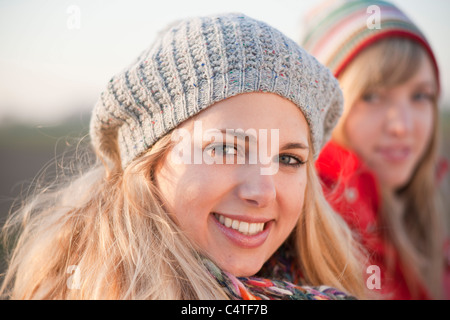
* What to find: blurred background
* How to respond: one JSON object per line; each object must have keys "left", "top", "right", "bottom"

{"left": 1, "top": 0, "right": 450, "bottom": 271}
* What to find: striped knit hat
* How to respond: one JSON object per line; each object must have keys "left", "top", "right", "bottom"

{"left": 90, "top": 13, "right": 343, "bottom": 169}
{"left": 300, "top": 0, "right": 439, "bottom": 82}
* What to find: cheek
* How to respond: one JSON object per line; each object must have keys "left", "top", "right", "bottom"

{"left": 344, "top": 108, "right": 380, "bottom": 158}
{"left": 277, "top": 170, "right": 307, "bottom": 221}
{"left": 414, "top": 108, "right": 434, "bottom": 153}
{"left": 158, "top": 164, "right": 231, "bottom": 230}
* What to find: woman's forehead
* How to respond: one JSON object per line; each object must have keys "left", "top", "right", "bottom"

{"left": 179, "top": 93, "right": 310, "bottom": 143}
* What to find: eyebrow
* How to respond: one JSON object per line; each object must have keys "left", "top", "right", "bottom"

{"left": 218, "top": 129, "right": 309, "bottom": 152}
{"left": 415, "top": 81, "right": 437, "bottom": 91}
{"left": 219, "top": 129, "right": 257, "bottom": 143}
{"left": 280, "top": 142, "right": 309, "bottom": 151}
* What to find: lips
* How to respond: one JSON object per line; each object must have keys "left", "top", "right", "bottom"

{"left": 211, "top": 212, "right": 272, "bottom": 248}
{"left": 376, "top": 146, "right": 411, "bottom": 162}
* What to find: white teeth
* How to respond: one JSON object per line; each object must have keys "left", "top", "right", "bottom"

{"left": 214, "top": 213, "right": 265, "bottom": 235}
{"left": 239, "top": 222, "right": 249, "bottom": 234}
{"left": 249, "top": 223, "right": 256, "bottom": 234}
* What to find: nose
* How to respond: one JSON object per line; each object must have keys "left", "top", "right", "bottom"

{"left": 385, "top": 100, "right": 413, "bottom": 137}
{"left": 237, "top": 166, "right": 276, "bottom": 208}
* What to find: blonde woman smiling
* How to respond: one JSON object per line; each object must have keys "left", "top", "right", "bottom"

{"left": 1, "top": 13, "right": 367, "bottom": 300}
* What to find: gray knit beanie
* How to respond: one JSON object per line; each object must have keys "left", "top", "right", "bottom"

{"left": 90, "top": 13, "right": 343, "bottom": 169}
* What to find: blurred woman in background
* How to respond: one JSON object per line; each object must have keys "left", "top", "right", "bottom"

{"left": 301, "top": 0, "right": 449, "bottom": 299}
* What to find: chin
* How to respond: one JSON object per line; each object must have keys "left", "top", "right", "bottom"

{"left": 219, "top": 260, "right": 264, "bottom": 277}
{"left": 377, "top": 167, "right": 413, "bottom": 190}
{"left": 384, "top": 175, "right": 412, "bottom": 191}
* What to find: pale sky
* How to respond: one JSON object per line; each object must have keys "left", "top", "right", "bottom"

{"left": 1, "top": 0, "right": 449, "bottom": 125}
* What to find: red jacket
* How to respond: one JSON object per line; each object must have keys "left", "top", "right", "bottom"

{"left": 316, "top": 140, "right": 450, "bottom": 299}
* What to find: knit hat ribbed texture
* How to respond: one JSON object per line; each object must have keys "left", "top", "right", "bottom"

{"left": 300, "top": 0, "right": 439, "bottom": 82}
{"left": 90, "top": 13, "right": 343, "bottom": 168}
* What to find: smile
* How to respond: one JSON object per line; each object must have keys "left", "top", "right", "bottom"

{"left": 376, "top": 146, "right": 412, "bottom": 162}
{"left": 213, "top": 213, "right": 266, "bottom": 236}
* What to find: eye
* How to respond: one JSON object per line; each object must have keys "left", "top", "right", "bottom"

{"left": 362, "top": 92, "right": 381, "bottom": 104}
{"left": 412, "top": 91, "right": 434, "bottom": 103}
{"left": 205, "top": 144, "right": 238, "bottom": 157}
{"left": 276, "top": 154, "right": 305, "bottom": 167}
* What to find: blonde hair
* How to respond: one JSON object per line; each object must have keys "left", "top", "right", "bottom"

{"left": 1, "top": 127, "right": 369, "bottom": 299}
{"left": 335, "top": 38, "right": 447, "bottom": 298}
